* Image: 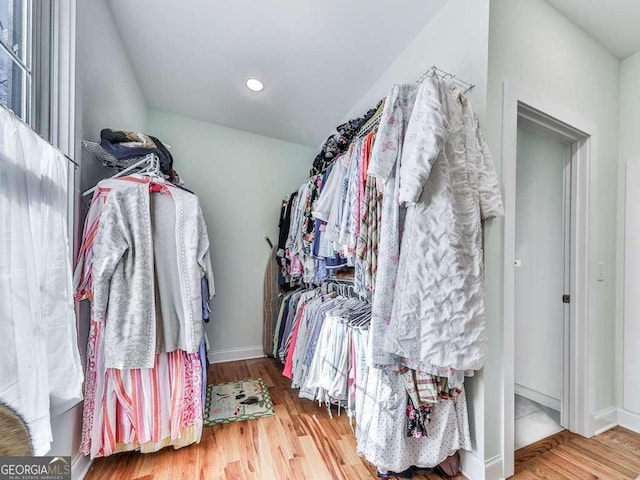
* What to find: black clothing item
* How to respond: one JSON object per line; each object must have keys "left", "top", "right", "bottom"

{"left": 277, "top": 192, "right": 297, "bottom": 252}
{"left": 277, "top": 191, "right": 299, "bottom": 288}
{"left": 309, "top": 99, "right": 383, "bottom": 177}
{"left": 99, "top": 129, "right": 174, "bottom": 181}
{"left": 100, "top": 128, "right": 131, "bottom": 144}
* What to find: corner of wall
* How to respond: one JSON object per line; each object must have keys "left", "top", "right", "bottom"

{"left": 208, "top": 346, "right": 265, "bottom": 364}
{"left": 461, "top": 450, "right": 504, "bottom": 480}
{"left": 618, "top": 408, "right": 640, "bottom": 434}
{"left": 103, "top": 0, "right": 150, "bottom": 110}
{"left": 592, "top": 407, "right": 619, "bottom": 436}
{"left": 616, "top": 50, "right": 640, "bottom": 415}
{"left": 78, "top": 0, "right": 149, "bottom": 140}
{"left": 460, "top": 450, "right": 485, "bottom": 480}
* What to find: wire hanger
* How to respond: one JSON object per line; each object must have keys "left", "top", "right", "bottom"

{"left": 82, "top": 153, "right": 158, "bottom": 197}
{"left": 418, "top": 65, "right": 475, "bottom": 93}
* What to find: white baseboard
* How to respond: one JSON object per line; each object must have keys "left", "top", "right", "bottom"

{"left": 485, "top": 454, "right": 504, "bottom": 480}
{"left": 515, "top": 383, "right": 561, "bottom": 412}
{"left": 460, "top": 451, "right": 504, "bottom": 480}
{"left": 71, "top": 453, "right": 92, "bottom": 480}
{"left": 208, "top": 345, "right": 265, "bottom": 364}
{"left": 460, "top": 450, "right": 484, "bottom": 480}
{"left": 618, "top": 408, "right": 640, "bottom": 433}
{"left": 592, "top": 407, "right": 618, "bottom": 436}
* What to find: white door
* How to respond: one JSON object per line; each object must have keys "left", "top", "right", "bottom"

{"left": 514, "top": 124, "right": 570, "bottom": 448}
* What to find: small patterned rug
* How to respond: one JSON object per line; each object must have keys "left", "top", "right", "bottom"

{"left": 203, "top": 378, "right": 275, "bottom": 426}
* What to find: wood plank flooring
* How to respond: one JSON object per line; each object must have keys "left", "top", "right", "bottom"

{"left": 514, "top": 427, "right": 640, "bottom": 479}
{"left": 84, "top": 357, "right": 640, "bottom": 479}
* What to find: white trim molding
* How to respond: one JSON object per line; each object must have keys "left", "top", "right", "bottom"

{"left": 592, "top": 407, "right": 618, "bottom": 436}
{"left": 71, "top": 453, "right": 92, "bottom": 480}
{"left": 485, "top": 455, "right": 505, "bottom": 480}
{"left": 208, "top": 346, "right": 265, "bottom": 364}
{"left": 515, "top": 384, "right": 561, "bottom": 412}
{"left": 501, "top": 80, "right": 596, "bottom": 478}
{"left": 460, "top": 450, "right": 484, "bottom": 480}
{"left": 460, "top": 451, "right": 504, "bottom": 480}
{"left": 618, "top": 408, "right": 640, "bottom": 434}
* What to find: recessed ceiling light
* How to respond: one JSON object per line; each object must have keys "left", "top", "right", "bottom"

{"left": 246, "top": 78, "right": 264, "bottom": 92}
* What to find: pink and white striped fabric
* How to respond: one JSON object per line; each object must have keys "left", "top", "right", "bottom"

{"left": 76, "top": 178, "right": 204, "bottom": 459}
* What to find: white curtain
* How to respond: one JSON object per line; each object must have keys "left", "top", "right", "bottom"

{"left": 0, "top": 106, "right": 83, "bottom": 455}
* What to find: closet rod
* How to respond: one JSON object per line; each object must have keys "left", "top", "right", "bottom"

{"left": 0, "top": 102, "right": 80, "bottom": 169}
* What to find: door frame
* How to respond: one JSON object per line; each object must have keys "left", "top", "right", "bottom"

{"left": 501, "top": 81, "right": 595, "bottom": 478}
{"left": 514, "top": 115, "right": 572, "bottom": 427}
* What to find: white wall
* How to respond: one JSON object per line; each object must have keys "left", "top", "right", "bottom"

{"left": 147, "top": 109, "right": 313, "bottom": 359}
{"left": 624, "top": 162, "right": 640, "bottom": 417}
{"left": 619, "top": 51, "right": 640, "bottom": 419}
{"left": 77, "top": 0, "right": 147, "bottom": 142}
{"left": 340, "top": 0, "right": 491, "bottom": 465}
{"left": 485, "top": 0, "right": 620, "bottom": 460}
{"left": 57, "top": 0, "right": 149, "bottom": 473}
{"left": 515, "top": 127, "right": 567, "bottom": 407}
{"left": 343, "top": 0, "right": 490, "bottom": 125}
{"left": 76, "top": 0, "right": 149, "bottom": 212}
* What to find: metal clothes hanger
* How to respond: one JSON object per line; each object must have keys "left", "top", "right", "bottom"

{"left": 418, "top": 65, "right": 475, "bottom": 93}
{"left": 82, "top": 153, "right": 157, "bottom": 197}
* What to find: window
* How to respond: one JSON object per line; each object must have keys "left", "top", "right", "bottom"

{"left": 0, "top": 0, "right": 31, "bottom": 123}
{"left": 0, "top": 1, "right": 61, "bottom": 144}
{"left": 0, "top": 0, "right": 76, "bottom": 244}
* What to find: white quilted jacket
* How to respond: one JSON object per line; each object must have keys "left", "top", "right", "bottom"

{"left": 384, "top": 77, "right": 504, "bottom": 373}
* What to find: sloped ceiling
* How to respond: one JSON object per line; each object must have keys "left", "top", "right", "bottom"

{"left": 107, "top": 0, "right": 447, "bottom": 146}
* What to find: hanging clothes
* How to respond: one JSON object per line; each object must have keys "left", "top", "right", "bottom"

{"left": 309, "top": 101, "right": 382, "bottom": 177}
{"left": 275, "top": 284, "right": 372, "bottom": 423}
{"left": 280, "top": 129, "right": 382, "bottom": 288}
{"left": 91, "top": 175, "right": 214, "bottom": 370}
{"left": 384, "top": 77, "right": 503, "bottom": 375}
{"left": 276, "top": 193, "right": 298, "bottom": 288}
{"left": 366, "top": 83, "right": 418, "bottom": 369}
{"left": 355, "top": 132, "right": 382, "bottom": 298}
{"left": 356, "top": 366, "right": 471, "bottom": 473}
{"left": 274, "top": 73, "right": 502, "bottom": 475}
{"left": 75, "top": 173, "right": 214, "bottom": 458}
{"left": 80, "top": 318, "right": 203, "bottom": 458}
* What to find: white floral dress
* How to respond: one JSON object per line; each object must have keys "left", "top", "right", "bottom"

{"left": 366, "top": 83, "right": 418, "bottom": 368}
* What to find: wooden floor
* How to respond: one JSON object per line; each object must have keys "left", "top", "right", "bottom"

{"left": 84, "top": 357, "right": 640, "bottom": 480}
{"left": 513, "top": 427, "right": 640, "bottom": 479}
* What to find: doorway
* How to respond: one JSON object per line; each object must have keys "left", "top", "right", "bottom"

{"left": 502, "top": 82, "right": 594, "bottom": 478}
{"left": 514, "top": 124, "right": 570, "bottom": 449}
